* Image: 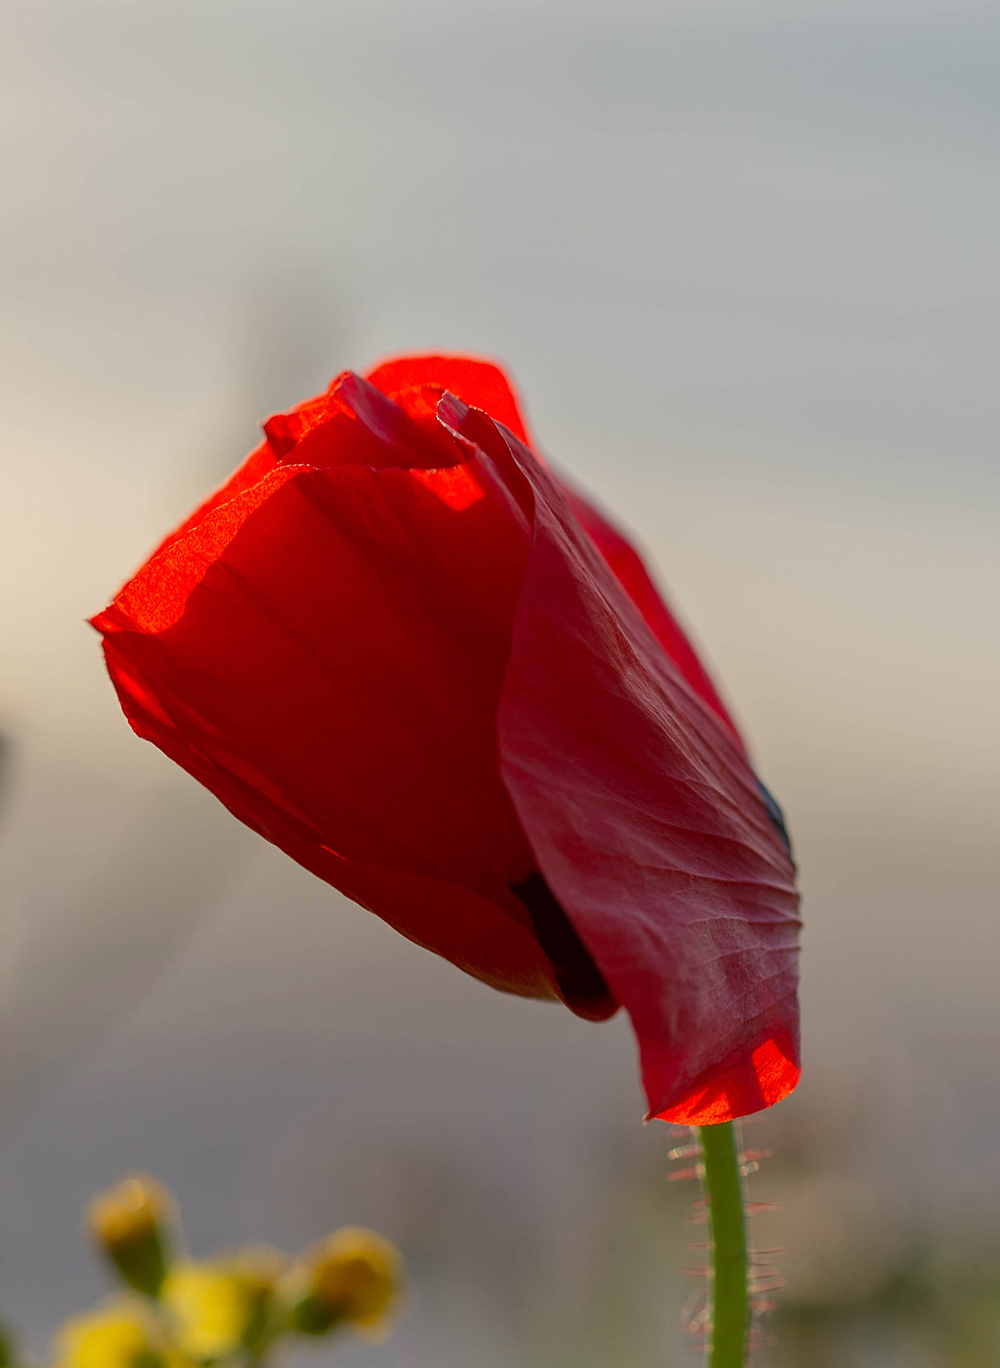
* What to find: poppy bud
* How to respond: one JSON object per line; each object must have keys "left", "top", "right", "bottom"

{"left": 92, "top": 353, "right": 801, "bottom": 1125}
{"left": 88, "top": 1176, "right": 173, "bottom": 1298}
{"left": 289, "top": 1229, "right": 401, "bottom": 1337}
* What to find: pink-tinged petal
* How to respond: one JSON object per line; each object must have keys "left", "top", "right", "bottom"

{"left": 441, "top": 396, "right": 801, "bottom": 1124}
{"left": 559, "top": 485, "right": 745, "bottom": 747}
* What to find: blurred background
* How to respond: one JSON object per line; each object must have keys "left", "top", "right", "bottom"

{"left": 1, "top": 0, "right": 999, "bottom": 1363}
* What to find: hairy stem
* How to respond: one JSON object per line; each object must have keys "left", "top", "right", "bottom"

{"left": 700, "top": 1121, "right": 749, "bottom": 1367}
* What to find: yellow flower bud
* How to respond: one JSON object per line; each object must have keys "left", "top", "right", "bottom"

{"left": 290, "top": 1229, "right": 401, "bottom": 1338}
{"left": 54, "top": 1306, "right": 162, "bottom": 1368}
{"left": 161, "top": 1252, "right": 284, "bottom": 1361}
{"left": 88, "top": 1178, "right": 173, "bottom": 1298}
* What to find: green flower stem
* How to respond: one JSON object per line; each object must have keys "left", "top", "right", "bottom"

{"left": 699, "top": 1121, "right": 749, "bottom": 1367}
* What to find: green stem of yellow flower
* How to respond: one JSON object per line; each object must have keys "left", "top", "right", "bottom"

{"left": 699, "top": 1121, "right": 749, "bottom": 1368}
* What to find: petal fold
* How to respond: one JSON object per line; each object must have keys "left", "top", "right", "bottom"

{"left": 440, "top": 396, "right": 801, "bottom": 1123}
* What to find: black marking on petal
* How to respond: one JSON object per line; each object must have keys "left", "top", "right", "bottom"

{"left": 755, "top": 775, "right": 794, "bottom": 864}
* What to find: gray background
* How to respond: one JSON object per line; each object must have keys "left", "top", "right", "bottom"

{"left": 1, "top": 2, "right": 998, "bottom": 1363}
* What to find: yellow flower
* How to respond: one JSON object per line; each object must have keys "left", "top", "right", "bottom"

{"left": 88, "top": 1178, "right": 173, "bottom": 1298}
{"left": 54, "top": 1306, "right": 162, "bottom": 1368}
{"left": 161, "top": 1253, "right": 282, "bottom": 1361}
{"left": 290, "top": 1229, "right": 402, "bottom": 1338}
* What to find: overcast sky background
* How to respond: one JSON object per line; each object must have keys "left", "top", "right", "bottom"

{"left": 1, "top": 2, "right": 998, "bottom": 1364}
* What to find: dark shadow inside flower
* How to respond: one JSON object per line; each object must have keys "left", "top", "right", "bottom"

{"left": 509, "top": 873, "right": 616, "bottom": 1022}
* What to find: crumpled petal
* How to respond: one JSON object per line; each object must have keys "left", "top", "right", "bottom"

{"left": 439, "top": 396, "right": 800, "bottom": 1123}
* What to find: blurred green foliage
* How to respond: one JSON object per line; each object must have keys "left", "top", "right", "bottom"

{"left": 777, "top": 1253, "right": 1000, "bottom": 1368}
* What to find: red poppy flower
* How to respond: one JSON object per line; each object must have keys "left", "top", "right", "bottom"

{"left": 91, "top": 354, "right": 800, "bottom": 1124}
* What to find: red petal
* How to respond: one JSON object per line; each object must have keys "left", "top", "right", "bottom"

{"left": 366, "top": 354, "right": 743, "bottom": 746}
{"left": 441, "top": 396, "right": 801, "bottom": 1124}
{"left": 152, "top": 438, "right": 278, "bottom": 560}
{"left": 265, "top": 371, "right": 455, "bottom": 472}
{"left": 92, "top": 381, "right": 558, "bottom": 1003}
{"left": 143, "top": 370, "right": 458, "bottom": 565}
{"left": 367, "top": 354, "right": 533, "bottom": 446}
{"left": 140, "top": 374, "right": 356, "bottom": 562}
{"left": 559, "top": 485, "right": 745, "bottom": 746}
